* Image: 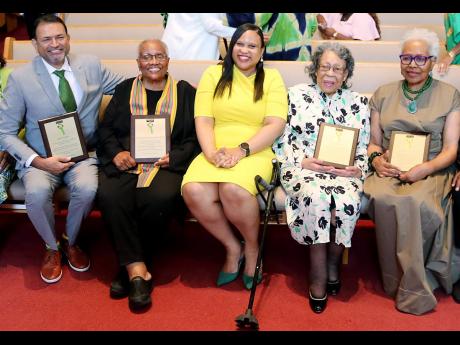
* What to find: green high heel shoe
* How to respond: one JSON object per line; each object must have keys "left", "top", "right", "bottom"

{"left": 242, "top": 269, "right": 263, "bottom": 290}
{"left": 216, "top": 256, "right": 244, "bottom": 287}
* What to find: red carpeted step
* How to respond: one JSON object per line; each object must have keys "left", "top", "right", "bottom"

{"left": 0, "top": 214, "right": 459, "bottom": 330}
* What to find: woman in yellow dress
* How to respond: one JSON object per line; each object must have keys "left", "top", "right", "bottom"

{"left": 182, "top": 23, "right": 288, "bottom": 289}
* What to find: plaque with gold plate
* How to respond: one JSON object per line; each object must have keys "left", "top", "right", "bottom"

{"left": 314, "top": 123, "right": 360, "bottom": 169}
{"left": 38, "top": 111, "right": 88, "bottom": 163}
{"left": 388, "top": 131, "right": 430, "bottom": 172}
{"left": 130, "top": 113, "right": 171, "bottom": 163}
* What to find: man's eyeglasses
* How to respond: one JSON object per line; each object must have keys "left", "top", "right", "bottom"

{"left": 138, "top": 53, "right": 168, "bottom": 62}
{"left": 399, "top": 54, "right": 433, "bottom": 66}
{"left": 318, "top": 64, "right": 345, "bottom": 74}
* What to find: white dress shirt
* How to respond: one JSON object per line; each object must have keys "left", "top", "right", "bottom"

{"left": 162, "top": 13, "right": 236, "bottom": 60}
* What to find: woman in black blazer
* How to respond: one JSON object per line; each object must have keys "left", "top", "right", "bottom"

{"left": 96, "top": 39, "right": 200, "bottom": 312}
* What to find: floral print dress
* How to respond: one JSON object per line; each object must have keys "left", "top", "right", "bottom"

{"left": 273, "top": 84, "right": 370, "bottom": 247}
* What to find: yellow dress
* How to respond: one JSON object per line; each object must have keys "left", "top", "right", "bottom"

{"left": 182, "top": 65, "right": 288, "bottom": 195}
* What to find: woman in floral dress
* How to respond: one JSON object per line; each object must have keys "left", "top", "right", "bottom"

{"left": 274, "top": 42, "right": 370, "bottom": 313}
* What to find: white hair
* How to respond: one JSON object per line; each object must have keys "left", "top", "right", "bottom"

{"left": 400, "top": 28, "right": 440, "bottom": 59}
{"left": 138, "top": 39, "right": 169, "bottom": 56}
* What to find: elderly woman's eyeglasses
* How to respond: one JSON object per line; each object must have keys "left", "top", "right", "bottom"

{"left": 399, "top": 54, "right": 433, "bottom": 66}
{"left": 138, "top": 53, "right": 168, "bottom": 62}
{"left": 318, "top": 64, "right": 345, "bottom": 74}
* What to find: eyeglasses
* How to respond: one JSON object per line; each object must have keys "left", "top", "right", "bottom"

{"left": 399, "top": 54, "right": 433, "bottom": 66}
{"left": 138, "top": 53, "right": 168, "bottom": 62}
{"left": 318, "top": 64, "right": 345, "bottom": 74}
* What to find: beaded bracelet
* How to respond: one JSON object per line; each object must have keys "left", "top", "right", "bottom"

{"left": 368, "top": 152, "right": 383, "bottom": 171}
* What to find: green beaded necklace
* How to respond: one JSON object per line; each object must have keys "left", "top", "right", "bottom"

{"left": 402, "top": 75, "right": 433, "bottom": 114}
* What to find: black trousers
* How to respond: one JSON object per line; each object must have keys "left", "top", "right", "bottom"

{"left": 97, "top": 169, "right": 183, "bottom": 266}
{"left": 453, "top": 189, "right": 460, "bottom": 248}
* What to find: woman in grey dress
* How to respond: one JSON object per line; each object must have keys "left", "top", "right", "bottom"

{"left": 274, "top": 42, "right": 370, "bottom": 313}
{"left": 364, "top": 28, "right": 460, "bottom": 315}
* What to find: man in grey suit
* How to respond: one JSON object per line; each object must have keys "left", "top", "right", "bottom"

{"left": 0, "top": 14, "right": 124, "bottom": 283}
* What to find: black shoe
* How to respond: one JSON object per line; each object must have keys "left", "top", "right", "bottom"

{"left": 326, "top": 279, "right": 341, "bottom": 296}
{"left": 110, "top": 269, "right": 129, "bottom": 299}
{"left": 129, "top": 276, "right": 153, "bottom": 311}
{"left": 309, "top": 290, "right": 327, "bottom": 314}
{"left": 453, "top": 280, "right": 460, "bottom": 304}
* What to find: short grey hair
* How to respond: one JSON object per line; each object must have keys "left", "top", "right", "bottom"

{"left": 308, "top": 42, "right": 355, "bottom": 88}
{"left": 138, "top": 39, "right": 169, "bottom": 56}
{"left": 400, "top": 28, "right": 439, "bottom": 59}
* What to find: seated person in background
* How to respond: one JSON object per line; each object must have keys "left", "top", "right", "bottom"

{"left": 364, "top": 28, "right": 460, "bottom": 315}
{"left": 273, "top": 42, "right": 370, "bottom": 314}
{"left": 226, "top": 13, "right": 317, "bottom": 61}
{"left": 182, "top": 24, "right": 287, "bottom": 290}
{"left": 451, "top": 168, "right": 460, "bottom": 304}
{"left": 437, "top": 13, "right": 460, "bottom": 75}
{"left": 0, "top": 14, "right": 124, "bottom": 284}
{"left": 97, "top": 39, "right": 200, "bottom": 312}
{"left": 317, "top": 13, "right": 380, "bottom": 41}
{"left": 0, "top": 55, "right": 15, "bottom": 204}
{"left": 0, "top": 56, "right": 11, "bottom": 100}
{"left": 161, "top": 13, "right": 236, "bottom": 60}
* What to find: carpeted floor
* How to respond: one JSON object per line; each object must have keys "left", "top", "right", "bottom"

{"left": 1, "top": 212, "right": 460, "bottom": 331}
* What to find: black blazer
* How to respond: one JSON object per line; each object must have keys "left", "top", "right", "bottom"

{"left": 97, "top": 77, "right": 200, "bottom": 177}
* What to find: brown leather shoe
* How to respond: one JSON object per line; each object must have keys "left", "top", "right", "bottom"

{"left": 61, "top": 239, "right": 90, "bottom": 272}
{"left": 40, "top": 249, "right": 63, "bottom": 284}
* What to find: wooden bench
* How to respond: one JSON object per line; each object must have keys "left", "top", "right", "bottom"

{"left": 3, "top": 58, "right": 459, "bottom": 262}
{"left": 6, "top": 59, "right": 460, "bottom": 97}
{"left": 63, "top": 13, "right": 442, "bottom": 27}
{"left": 50, "top": 22, "right": 446, "bottom": 42}
{"left": 66, "top": 24, "right": 164, "bottom": 40}
{"left": 378, "top": 13, "right": 443, "bottom": 25}
{"left": 3, "top": 37, "right": 448, "bottom": 63}
{"left": 377, "top": 24, "right": 445, "bottom": 41}
{"left": 64, "top": 13, "right": 164, "bottom": 25}
{"left": 311, "top": 24, "right": 445, "bottom": 41}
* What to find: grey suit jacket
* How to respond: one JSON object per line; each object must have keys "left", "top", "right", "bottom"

{"left": 0, "top": 54, "right": 124, "bottom": 169}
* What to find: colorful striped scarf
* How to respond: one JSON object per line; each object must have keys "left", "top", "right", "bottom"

{"left": 129, "top": 74, "right": 177, "bottom": 188}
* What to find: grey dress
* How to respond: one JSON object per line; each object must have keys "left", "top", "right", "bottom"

{"left": 363, "top": 79, "right": 460, "bottom": 315}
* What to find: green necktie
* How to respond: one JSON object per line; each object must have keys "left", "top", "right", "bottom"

{"left": 53, "top": 70, "right": 77, "bottom": 113}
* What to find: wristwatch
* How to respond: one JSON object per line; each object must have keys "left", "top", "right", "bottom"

{"left": 239, "top": 142, "right": 250, "bottom": 157}
{"left": 368, "top": 151, "right": 383, "bottom": 171}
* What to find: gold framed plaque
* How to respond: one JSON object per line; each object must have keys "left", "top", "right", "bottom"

{"left": 314, "top": 123, "right": 360, "bottom": 169}
{"left": 130, "top": 114, "right": 171, "bottom": 163}
{"left": 38, "top": 111, "right": 88, "bottom": 162}
{"left": 388, "top": 131, "right": 430, "bottom": 172}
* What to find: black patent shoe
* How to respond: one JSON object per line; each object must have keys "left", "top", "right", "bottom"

{"left": 129, "top": 276, "right": 154, "bottom": 311}
{"left": 453, "top": 280, "right": 460, "bottom": 304}
{"left": 110, "top": 269, "right": 130, "bottom": 299}
{"left": 326, "top": 280, "right": 341, "bottom": 296}
{"left": 309, "top": 290, "right": 327, "bottom": 314}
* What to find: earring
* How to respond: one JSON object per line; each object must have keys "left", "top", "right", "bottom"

{"left": 260, "top": 57, "right": 264, "bottom": 63}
